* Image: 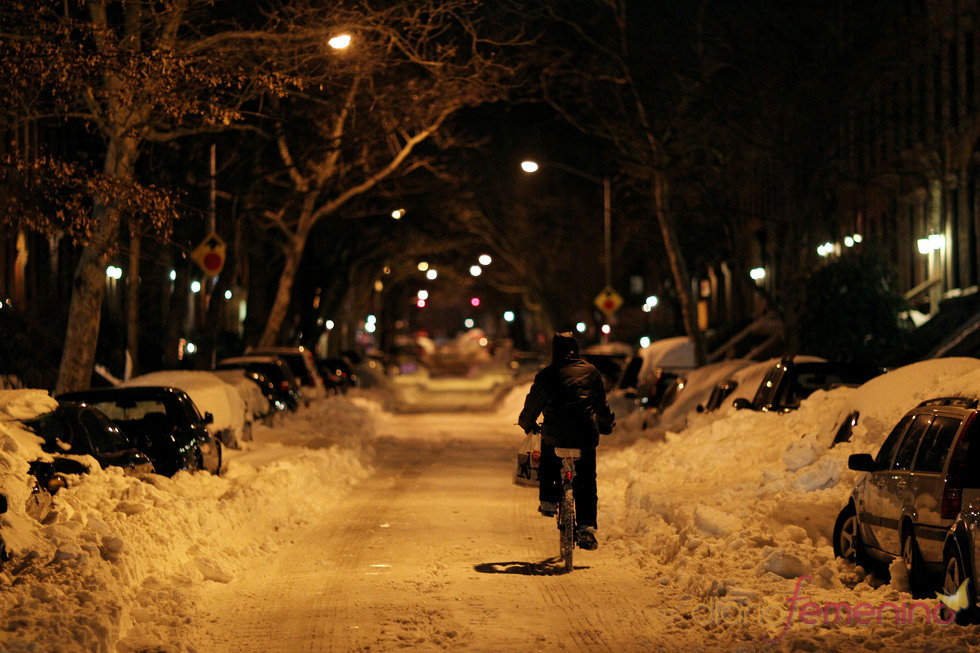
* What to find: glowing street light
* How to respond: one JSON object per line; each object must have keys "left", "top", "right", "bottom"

{"left": 503, "top": 311, "right": 515, "bottom": 322}
{"left": 426, "top": 269, "right": 437, "bottom": 280}
{"left": 478, "top": 254, "right": 492, "bottom": 266}
{"left": 328, "top": 34, "right": 351, "bottom": 49}
{"left": 520, "top": 160, "right": 539, "bottom": 173}
{"left": 469, "top": 265, "right": 482, "bottom": 277}
{"left": 391, "top": 208, "right": 405, "bottom": 220}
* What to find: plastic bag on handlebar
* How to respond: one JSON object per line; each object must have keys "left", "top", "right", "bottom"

{"left": 513, "top": 430, "right": 541, "bottom": 488}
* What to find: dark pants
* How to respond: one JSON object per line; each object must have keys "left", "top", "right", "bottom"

{"left": 538, "top": 443, "right": 597, "bottom": 529}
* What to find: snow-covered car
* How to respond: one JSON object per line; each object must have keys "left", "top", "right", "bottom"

{"left": 121, "top": 370, "right": 250, "bottom": 449}
{"left": 24, "top": 401, "right": 154, "bottom": 478}
{"left": 57, "top": 386, "right": 222, "bottom": 477}
{"left": 640, "top": 358, "right": 755, "bottom": 432}
{"left": 833, "top": 396, "right": 980, "bottom": 596}
{"left": 731, "top": 356, "right": 884, "bottom": 413}
{"left": 211, "top": 368, "right": 277, "bottom": 428}
{"left": 608, "top": 336, "right": 696, "bottom": 418}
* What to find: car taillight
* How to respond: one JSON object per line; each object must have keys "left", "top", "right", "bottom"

{"left": 942, "top": 412, "right": 977, "bottom": 519}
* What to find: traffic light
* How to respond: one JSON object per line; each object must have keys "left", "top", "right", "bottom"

{"left": 470, "top": 297, "right": 480, "bottom": 307}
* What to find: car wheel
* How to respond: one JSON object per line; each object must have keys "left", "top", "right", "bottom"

{"left": 902, "top": 528, "right": 927, "bottom": 597}
{"left": 833, "top": 504, "right": 863, "bottom": 563}
{"left": 942, "top": 544, "right": 976, "bottom": 625}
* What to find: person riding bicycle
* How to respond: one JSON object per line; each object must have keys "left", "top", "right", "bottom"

{"left": 518, "top": 332, "right": 615, "bottom": 551}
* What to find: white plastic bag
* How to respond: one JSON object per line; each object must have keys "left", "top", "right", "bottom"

{"left": 513, "top": 431, "right": 541, "bottom": 488}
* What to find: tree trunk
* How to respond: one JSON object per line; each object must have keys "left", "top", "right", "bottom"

{"left": 55, "top": 130, "right": 137, "bottom": 392}
{"left": 54, "top": 247, "right": 109, "bottom": 393}
{"left": 126, "top": 231, "right": 140, "bottom": 379}
{"left": 652, "top": 173, "right": 707, "bottom": 365}
{"left": 258, "top": 235, "right": 307, "bottom": 347}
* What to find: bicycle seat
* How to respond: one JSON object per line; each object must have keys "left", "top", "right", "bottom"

{"left": 554, "top": 447, "right": 582, "bottom": 459}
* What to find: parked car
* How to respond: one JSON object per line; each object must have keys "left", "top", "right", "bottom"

{"left": 57, "top": 386, "right": 222, "bottom": 477}
{"left": 215, "top": 355, "right": 302, "bottom": 411}
{"left": 122, "top": 371, "right": 250, "bottom": 449}
{"left": 833, "top": 396, "right": 980, "bottom": 596}
{"left": 641, "top": 359, "right": 755, "bottom": 432}
{"left": 731, "top": 356, "right": 885, "bottom": 413}
{"left": 24, "top": 401, "right": 155, "bottom": 475}
{"left": 581, "top": 342, "right": 633, "bottom": 392}
{"left": 942, "top": 505, "right": 980, "bottom": 624}
{"left": 212, "top": 368, "right": 284, "bottom": 424}
{"left": 609, "top": 336, "right": 696, "bottom": 418}
{"left": 246, "top": 346, "right": 326, "bottom": 401}
{"left": 316, "top": 356, "right": 358, "bottom": 394}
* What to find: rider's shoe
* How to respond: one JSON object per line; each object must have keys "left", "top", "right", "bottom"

{"left": 538, "top": 501, "right": 558, "bottom": 517}
{"left": 577, "top": 527, "right": 598, "bottom": 550}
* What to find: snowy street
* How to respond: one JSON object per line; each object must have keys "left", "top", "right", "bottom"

{"left": 6, "top": 360, "right": 980, "bottom": 651}
{"left": 200, "top": 409, "right": 662, "bottom": 652}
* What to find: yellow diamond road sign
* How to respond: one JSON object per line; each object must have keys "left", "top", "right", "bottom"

{"left": 595, "top": 286, "right": 623, "bottom": 317}
{"left": 191, "top": 232, "right": 226, "bottom": 276}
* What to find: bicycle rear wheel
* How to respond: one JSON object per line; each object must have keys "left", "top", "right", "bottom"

{"left": 559, "top": 483, "right": 575, "bottom": 572}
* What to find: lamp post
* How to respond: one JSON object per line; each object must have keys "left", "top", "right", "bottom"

{"left": 521, "top": 160, "right": 612, "bottom": 290}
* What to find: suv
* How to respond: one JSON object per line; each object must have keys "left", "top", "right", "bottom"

{"left": 833, "top": 397, "right": 980, "bottom": 595}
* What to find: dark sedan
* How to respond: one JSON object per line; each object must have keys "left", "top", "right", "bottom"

{"left": 25, "top": 401, "right": 155, "bottom": 476}
{"left": 215, "top": 355, "right": 302, "bottom": 411}
{"left": 57, "top": 386, "right": 222, "bottom": 477}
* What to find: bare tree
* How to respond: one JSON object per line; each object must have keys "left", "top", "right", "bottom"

{"left": 1, "top": 1, "right": 314, "bottom": 392}
{"left": 244, "top": 1, "right": 529, "bottom": 346}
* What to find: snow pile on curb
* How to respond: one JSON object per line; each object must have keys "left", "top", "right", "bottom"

{"left": 597, "top": 358, "right": 980, "bottom": 648}
{"left": 0, "top": 391, "right": 376, "bottom": 652}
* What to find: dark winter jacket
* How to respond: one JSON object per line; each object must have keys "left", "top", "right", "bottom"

{"left": 518, "top": 334, "right": 615, "bottom": 448}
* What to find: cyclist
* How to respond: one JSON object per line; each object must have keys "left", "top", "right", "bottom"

{"left": 518, "top": 332, "right": 614, "bottom": 550}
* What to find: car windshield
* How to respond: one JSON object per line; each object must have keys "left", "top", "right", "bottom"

{"left": 90, "top": 398, "right": 170, "bottom": 421}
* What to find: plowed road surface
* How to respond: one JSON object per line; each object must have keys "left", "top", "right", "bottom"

{"left": 200, "top": 408, "right": 671, "bottom": 652}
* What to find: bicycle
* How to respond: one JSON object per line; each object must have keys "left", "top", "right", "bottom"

{"left": 554, "top": 446, "right": 581, "bottom": 573}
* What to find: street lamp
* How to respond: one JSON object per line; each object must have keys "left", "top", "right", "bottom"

{"left": 329, "top": 34, "right": 352, "bottom": 49}
{"left": 521, "top": 159, "right": 612, "bottom": 289}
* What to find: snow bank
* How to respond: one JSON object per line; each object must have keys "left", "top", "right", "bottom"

{"left": 597, "top": 358, "right": 980, "bottom": 648}
{"left": 0, "top": 392, "right": 376, "bottom": 652}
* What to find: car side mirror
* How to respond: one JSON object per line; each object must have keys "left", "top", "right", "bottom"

{"left": 204, "top": 412, "right": 214, "bottom": 425}
{"left": 848, "top": 453, "right": 877, "bottom": 472}
{"left": 732, "top": 398, "right": 752, "bottom": 411}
